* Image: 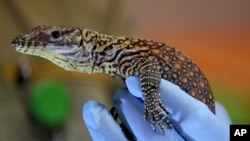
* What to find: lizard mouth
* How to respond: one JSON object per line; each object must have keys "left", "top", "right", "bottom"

{"left": 11, "top": 34, "right": 25, "bottom": 48}
{"left": 11, "top": 33, "right": 46, "bottom": 51}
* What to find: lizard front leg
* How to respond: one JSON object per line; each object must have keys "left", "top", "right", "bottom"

{"left": 132, "top": 57, "right": 172, "bottom": 134}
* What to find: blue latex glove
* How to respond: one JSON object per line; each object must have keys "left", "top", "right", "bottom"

{"left": 83, "top": 76, "right": 231, "bottom": 141}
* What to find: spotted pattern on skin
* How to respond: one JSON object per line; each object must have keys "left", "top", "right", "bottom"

{"left": 11, "top": 25, "right": 215, "bottom": 134}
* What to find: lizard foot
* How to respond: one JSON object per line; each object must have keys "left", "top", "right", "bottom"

{"left": 144, "top": 92, "right": 172, "bottom": 135}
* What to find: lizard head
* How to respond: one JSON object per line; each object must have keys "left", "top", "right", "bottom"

{"left": 11, "top": 25, "right": 85, "bottom": 70}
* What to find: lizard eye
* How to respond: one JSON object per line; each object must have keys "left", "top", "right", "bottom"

{"left": 46, "top": 29, "right": 64, "bottom": 42}
{"left": 51, "top": 30, "right": 61, "bottom": 39}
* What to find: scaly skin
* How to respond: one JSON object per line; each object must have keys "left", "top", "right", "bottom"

{"left": 11, "top": 25, "right": 215, "bottom": 134}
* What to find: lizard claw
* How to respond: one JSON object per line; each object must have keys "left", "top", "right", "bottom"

{"left": 144, "top": 92, "right": 172, "bottom": 135}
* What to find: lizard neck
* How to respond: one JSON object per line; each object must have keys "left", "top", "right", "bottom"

{"left": 78, "top": 29, "right": 130, "bottom": 76}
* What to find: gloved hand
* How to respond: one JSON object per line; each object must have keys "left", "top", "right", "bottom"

{"left": 83, "top": 76, "right": 231, "bottom": 141}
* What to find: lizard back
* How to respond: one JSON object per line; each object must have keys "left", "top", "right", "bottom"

{"left": 117, "top": 38, "right": 215, "bottom": 113}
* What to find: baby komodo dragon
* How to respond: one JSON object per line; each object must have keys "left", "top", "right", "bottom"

{"left": 11, "top": 25, "right": 215, "bottom": 134}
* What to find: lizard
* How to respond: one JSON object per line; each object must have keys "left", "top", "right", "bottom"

{"left": 11, "top": 25, "right": 215, "bottom": 134}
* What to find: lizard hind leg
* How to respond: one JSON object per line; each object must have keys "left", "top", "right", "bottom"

{"left": 136, "top": 58, "right": 172, "bottom": 134}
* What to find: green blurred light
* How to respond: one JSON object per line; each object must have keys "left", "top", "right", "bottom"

{"left": 213, "top": 86, "right": 250, "bottom": 124}
{"left": 29, "top": 79, "right": 70, "bottom": 129}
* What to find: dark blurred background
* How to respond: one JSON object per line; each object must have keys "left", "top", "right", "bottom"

{"left": 0, "top": 0, "right": 249, "bottom": 140}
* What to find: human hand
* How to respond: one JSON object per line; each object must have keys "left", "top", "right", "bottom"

{"left": 83, "top": 76, "right": 231, "bottom": 141}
